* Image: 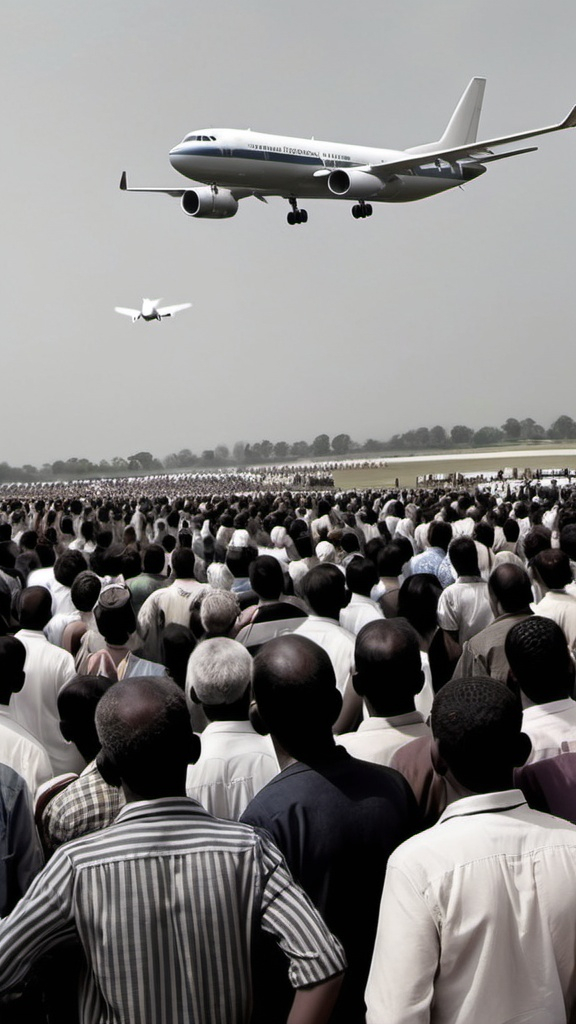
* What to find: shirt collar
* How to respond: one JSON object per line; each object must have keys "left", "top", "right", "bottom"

{"left": 359, "top": 711, "right": 425, "bottom": 730}
{"left": 116, "top": 796, "right": 210, "bottom": 823}
{"left": 522, "top": 697, "right": 576, "bottom": 719}
{"left": 439, "top": 789, "right": 527, "bottom": 824}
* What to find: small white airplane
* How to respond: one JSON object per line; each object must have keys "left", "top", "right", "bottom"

{"left": 114, "top": 298, "right": 192, "bottom": 322}
{"left": 120, "top": 78, "right": 576, "bottom": 225}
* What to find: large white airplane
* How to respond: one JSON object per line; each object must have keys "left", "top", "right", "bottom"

{"left": 114, "top": 298, "right": 192, "bottom": 322}
{"left": 120, "top": 78, "right": 576, "bottom": 225}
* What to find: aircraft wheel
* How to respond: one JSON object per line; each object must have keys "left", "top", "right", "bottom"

{"left": 352, "top": 205, "right": 360, "bottom": 219}
{"left": 300, "top": 209, "right": 308, "bottom": 223}
{"left": 366, "top": 204, "right": 373, "bottom": 217}
{"left": 287, "top": 211, "right": 295, "bottom": 225}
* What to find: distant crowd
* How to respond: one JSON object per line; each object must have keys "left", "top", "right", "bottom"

{"left": 3, "top": 476, "right": 576, "bottom": 1021}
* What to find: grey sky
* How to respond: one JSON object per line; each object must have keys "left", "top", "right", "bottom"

{"left": 3, "top": 0, "right": 575, "bottom": 466}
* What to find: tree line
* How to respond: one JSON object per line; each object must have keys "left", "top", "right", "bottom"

{"left": 2, "top": 415, "right": 576, "bottom": 483}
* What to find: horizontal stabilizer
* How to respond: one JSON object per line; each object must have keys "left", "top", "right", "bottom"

{"left": 114, "top": 306, "right": 140, "bottom": 318}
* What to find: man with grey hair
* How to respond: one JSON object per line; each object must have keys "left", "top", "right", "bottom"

{"left": 200, "top": 588, "right": 240, "bottom": 638}
{"left": 0, "top": 676, "right": 345, "bottom": 1023}
{"left": 186, "top": 638, "right": 278, "bottom": 818}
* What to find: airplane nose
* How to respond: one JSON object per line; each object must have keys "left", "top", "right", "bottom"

{"left": 169, "top": 146, "right": 187, "bottom": 170}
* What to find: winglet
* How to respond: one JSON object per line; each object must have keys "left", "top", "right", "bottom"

{"left": 561, "top": 104, "right": 576, "bottom": 129}
{"left": 120, "top": 171, "right": 127, "bottom": 190}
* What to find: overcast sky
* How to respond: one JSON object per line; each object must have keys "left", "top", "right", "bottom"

{"left": 2, "top": 0, "right": 575, "bottom": 467}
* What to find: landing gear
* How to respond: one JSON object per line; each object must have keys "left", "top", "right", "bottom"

{"left": 352, "top": 202, "right": 373, "bottom": 219}
{"left": 287, "top": 198, "right": 308, "bottom": 225}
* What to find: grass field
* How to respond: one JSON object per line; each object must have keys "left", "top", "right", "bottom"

{"left": 333, "top": 447, "right": 576, "bottom": 489}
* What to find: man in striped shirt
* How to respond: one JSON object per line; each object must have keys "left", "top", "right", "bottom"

{"left": 0, "top": 676, "right": 345, "bottom": 1024}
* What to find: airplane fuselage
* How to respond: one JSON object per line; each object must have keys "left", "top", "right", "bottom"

{"left": 169, "top": 129, "right": 479, "bottom": 202}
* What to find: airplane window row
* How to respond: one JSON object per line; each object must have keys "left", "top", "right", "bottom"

{"left": 183, "top": 134, "right": 217, "bottom": 142}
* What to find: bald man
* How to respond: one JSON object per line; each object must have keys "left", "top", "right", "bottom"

{"left": 242, "top": 634, "right": 419, "bottom": 1024}
{"left": 0, "top": 676, "right": 345, "bottom": 1024}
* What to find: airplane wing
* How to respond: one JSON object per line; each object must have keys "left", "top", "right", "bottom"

{"left": 114, "top": 306, "right": 140, "bottom": 317}
{"left": 120, "top": 172, "right": 256, "bottom": 200}
{"left": 354, "top": 102, "right": 576, "bottom": 178}
{"left": 156, "top": 303, "right": 192, "bottom": 317}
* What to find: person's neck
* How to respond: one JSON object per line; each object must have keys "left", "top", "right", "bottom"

{"left": 272, "top": 733, "right": 336, "bottom": 769}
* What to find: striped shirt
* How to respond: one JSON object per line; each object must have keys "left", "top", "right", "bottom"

{"left": 0, "top": 796, "right": 346, "bottom": 1023}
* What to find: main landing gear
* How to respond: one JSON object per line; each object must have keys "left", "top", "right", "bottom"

{"left": 287, "top": 198, "right": 308, "bottom": 225}
{"left": 352, "top": 202, "right": 373, "bottom": 219}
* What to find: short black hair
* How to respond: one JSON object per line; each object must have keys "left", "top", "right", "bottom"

{"left": 171, "top": 547, "right": 196, "bottom": 579}
{"left": 397, "top": 574, "right": 442, "bottom": 637}
{"left": 53, "top": 550, "right": 88, "bottom": 588}
{"left": 488, "top": 563, "right": 532, "bottom": 613}
{"left": 432, "top": 676, "right": 523, "bottom": 792}
{"left": 533, "top": 549, "right": 573, "bottom": 591}
{"left": 302, "top": 563, "right": 347, "bottom": 619}
{"left": 71, "top": 571, "right": 102, "bottom": 613}
{"left": 249, "top": 555, "right": 284, "bottom": 600}
{"left": 447, "top": 536, "right": 479, "bottom": 577}
{"left": 143, "top": 544, "right": 165, "bottom": 574}
{"left": 345, "top": 557, "right": 378, "bottom": 597}
{"left": 505, "top": 616, "right": 573, "bottom": 704}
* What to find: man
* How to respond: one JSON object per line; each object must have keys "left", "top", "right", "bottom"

{"left": 339, "top": 558, "right": 383, "bottom": 636}
{"left": 409, "top": 520, "right": 452, "bottom": 583}
{"left": 437, "top": 536, "right": 493, "bottom": 645}
{"left": 0, "top": 636, "right": 53, "bottom": 797}
{"left": 506, "top": 615, "right": 576, "bottom": 761}
{"left": 365, "top": 676, "right": 576, "bottom": 1024}
{"left": 293, "top": 564, "right": 359, "bottom": 732}
{"left": 138, "top": 547, "right": 207, "bottom": 660}
{"left": 41, "top": 675, "right": 124, "bottom": 854}
{"left": 0, "top": 676, "right": 345, "bottom": 1024}
{"left": 126, "top": 543, "right": 167, "bottom": 616}
{"left": 338, "top": 619, "right": 431, "bottom": 765}
{"left": 11, "top": 587, "right": 83, "bottom": 776}
{"left": 44, "top": 569, "right": 101, "bottom": 652}
{"left": 242, "top": 635, "right": 419, "bottom": 1023}
{"left": 0, "top": 763, "right": 43, "bottom": 917}
{"left": 78, "top": 583, "right": 167, "bottom": 679}
{"left": 452, "top": 562, "right": 533, "bottom": 682}
{"left": 533, "top": 548, "right": 576, "bottom": 651}
{"left": 185, "top": 638, "right": 278, "bottom": 818}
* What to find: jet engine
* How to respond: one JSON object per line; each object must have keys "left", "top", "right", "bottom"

{"left": 181, "top": 188, "right": 238, "bottom": 218}
{"left": 327, "top": 169, "right": 382, "bottom": 198}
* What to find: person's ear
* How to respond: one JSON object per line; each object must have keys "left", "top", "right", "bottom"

{"left": 430, "top": 738, "right": 448, "bottom": 777}
{"left": 188, "top": 685, "right": 201, "bottom": 705}
{"left": 59, "top": 719, "right": 73, "bottom": 743}
{"left": 249, "top": 700, "right": 270, "bottom": 736}
{"left": 187, "top": 731, "right": 201, "bottom": 765}
{"left": 352, "top": 671, "right": 365, "bottom": 698}
{"left": 96, "top": 749, "right": 122, "bottom": 787}
{"left": 514, "top": 731, "right": 532, "bottom": 769}
{"left": 329, "top": 688, "right": 343, "bottom": 726}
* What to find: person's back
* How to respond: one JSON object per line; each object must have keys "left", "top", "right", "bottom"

{"left": 366, "top": 677, "right": 576, "bottom": 1024}
{"left": 0, "top": 677, "right": 345, "bottom": 1023}
{"left": 241, "top": 635, "right": 419, "bottom": 1023}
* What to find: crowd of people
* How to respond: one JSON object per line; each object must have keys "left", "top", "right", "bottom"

{"left": 2, "top": 475, "right": 576, "bottom": 1021}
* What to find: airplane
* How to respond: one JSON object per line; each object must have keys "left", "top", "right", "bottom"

{"left": 120, "top": 78, "right": 576, "bottom": 225}
{"left": 114, "top": 298, "right": 192, "bottom": 322}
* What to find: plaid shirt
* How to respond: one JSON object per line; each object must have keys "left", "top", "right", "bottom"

{"left": 41, "top": 760, "right": 125, "bottom": 854}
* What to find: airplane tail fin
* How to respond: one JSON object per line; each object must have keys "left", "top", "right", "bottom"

{"left": 407, "top": 77, "right": 486, "bottom": 156}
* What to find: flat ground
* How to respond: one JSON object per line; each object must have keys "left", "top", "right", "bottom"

{"left": 333, "top": 446, "right": 576, "bottom": 489}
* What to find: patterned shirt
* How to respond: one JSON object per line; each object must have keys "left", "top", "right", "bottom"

{"left": 41, "top": 759, "right": 125, "bottom": 854}
{"left": 0, "top": 797, "right": 346, "bottom": 1024}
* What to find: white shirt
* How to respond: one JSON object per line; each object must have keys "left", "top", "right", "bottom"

{"left": 293, "top": 616, "right": 355, "bottom": 696}
{"left": 339, "top": 593, "right": 383, "bottom": 636}
{"left": 0, "top": 709, "right": 53, "bottom": 798}
{"left": 437, "top": 576, "right": 493, "bottom": 643}
{"left": 522, "top": 697, "right": 576, "bottom": 762}
{"left": 338, "top": 711, "right": 430, "bottom": 766}
{"left": 9, "top": 630, "right": 84, "bottom": 776}
{"left": 366, "top": 790, "right": 576, "bottom": 1024}
{"left": 185, "top": 720, "right": 279, "bottom": 820}
{"left": 536, "top": 590, "right": 576, "bottom": 651}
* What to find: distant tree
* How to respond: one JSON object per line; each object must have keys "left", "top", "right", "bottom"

{"left": 290, "top": 440, "right": 311, "bottom": 458}
{"left": 201, "top": 450, "right": 215, "bottom": 465}
{"left": 472, "top": 426, "right": 504, "bottom": 447}
{"left": 111, "top": 457, "right": 129, "bottom": 470}
{"left": 52, "top": 460, "right": 67, "bottom": 475}
{"left": 274, "top": 441, "right": 289, "bottom": 460}
{"left": 413, "top": 427, "right": 430, "bottom": 448}
{"left": 99, "top": 459, "right": 111, "bottom": 471}
{"left": 450, "top": 425, "right": 474, "bottom": 445}
{"left": 312, "top": 434, "right": 330, "bottom": 457}
{"left": 519, "top": 418, "right": 546, "bottom": 440}
{"left": 548, "top": 415, "right": 576, "bottom": 440}
{"left": 331, "top": 433, "right": 351, "bottom": 455}
{"left": 363, "top": 438, "right": 386, "bottom": 452}
{"left": 260, "top": 440, "right": 274, "bottom": 461}
{"left": 214, "top": 445, "right": 230, "bottom": 463}
{"left": 22, "top": 464, "right": 37, "bottom": 477}
{"left": 501, "top": 418, "right": 521, "bottom": 440}
{"left": 127, "top": 452, "right": 153, "bottom": 471}
{"left": 232, "top": 442, "right": 247, "bottom": 464}
{"left": 429, "top": 425, "right": 447, "bottom": 448}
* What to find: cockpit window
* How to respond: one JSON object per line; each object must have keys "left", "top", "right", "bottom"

{"left": 183, "top": 134, "right": 217, "bottom": 142}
